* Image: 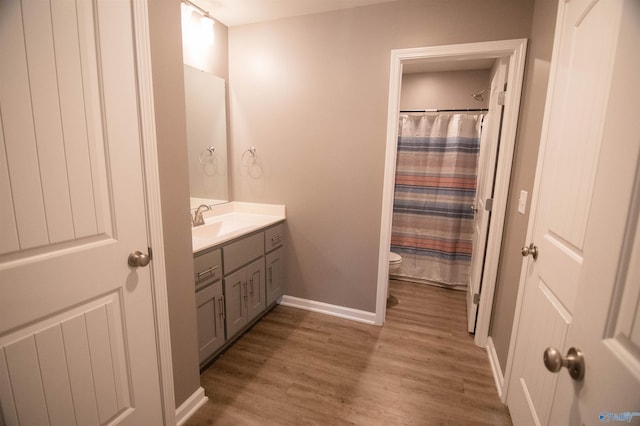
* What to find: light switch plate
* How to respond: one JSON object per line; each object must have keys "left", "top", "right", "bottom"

{"left": 518, "top": 190, "right": 528, "bottom": 214}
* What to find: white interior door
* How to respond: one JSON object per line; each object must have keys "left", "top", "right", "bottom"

{"left": 467, "top": 58, "right": 507, "bottom": 333}
{"left": 506, "top": 0, "right": 639, "bottom": 423}
{"left": 548, "top": 0, "right": 640, "bottom": 422}
{"left": 0, "top": 0, "right": 163, "bottom": 424}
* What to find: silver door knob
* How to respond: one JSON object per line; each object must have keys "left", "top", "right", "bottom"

{"left": 470, "top": 205, "right": 478, "bottom": 214}
{"left": 128, "top": 250, "right": 150, "bottom": 268}
{"left": 521, "top": 243, "right": 538, "bottom": 260}
{"left": 543, "top": 347, "right": 585, "bottom": 381}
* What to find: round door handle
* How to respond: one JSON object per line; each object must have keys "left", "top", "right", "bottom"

{"left": 470, "top": 205, "right": 479, "bottom": 214}
{"left": 521, "top": 243, "right": 539, "bottom": 260}
{"left": 543, "top": 346, "right": 585, "bottom": 381}
{"left": 128, "top": 250, "right": 150, "bottom": 268}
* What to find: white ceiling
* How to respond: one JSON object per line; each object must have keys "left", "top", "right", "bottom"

{"left": 196, "top": 0, "right": 404, "bottom": 27}
{"left": 191, "top": 0, "right": 496, "bottom": 73}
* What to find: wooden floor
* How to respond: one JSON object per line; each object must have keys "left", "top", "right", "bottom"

{"left": 185, "top": 280, "right": 512, "bottom": 425}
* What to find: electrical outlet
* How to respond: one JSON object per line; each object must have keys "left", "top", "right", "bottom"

{"left": 518, "top": 190, "right": 528, "bottom": 214}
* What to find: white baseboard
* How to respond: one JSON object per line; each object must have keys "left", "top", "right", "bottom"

{"left": 279, "top": 295, "right": 376, "bottom": 325}
{"left": 176, "top": 386, "right": 207, "bottom": 426}
{"left": 486, "top": 336, "right": 506, "bottom": 403}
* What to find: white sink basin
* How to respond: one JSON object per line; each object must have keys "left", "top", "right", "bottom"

{"left": 191, "top": 210, "right": 285, "bottom": 252}
{"left": 192, "top": 220, "right": 251, "bottom": 241}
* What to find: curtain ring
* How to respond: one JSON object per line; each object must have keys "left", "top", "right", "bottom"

{"left": 199, "top": 146, "right": 215, "bottom": 164}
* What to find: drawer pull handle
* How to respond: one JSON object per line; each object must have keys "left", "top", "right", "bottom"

{"left": 197, "top": 265, "right": 219, "bottom": 279}
{"left": 271, "top": 235, "right": 281, "bottom": 244}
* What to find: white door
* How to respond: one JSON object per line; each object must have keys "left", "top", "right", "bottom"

{"left": 506, "top": 0, "right": 640, "bottom": 424}
{"left": 0, "top": 0, "right": 163, "bottom": 424}
{"left": 467, "top": 58, "right": 507, "bottom": 332}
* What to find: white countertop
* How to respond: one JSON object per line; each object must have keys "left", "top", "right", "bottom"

{"left": 191, "top": 202, "right": 286, "bottom": 253}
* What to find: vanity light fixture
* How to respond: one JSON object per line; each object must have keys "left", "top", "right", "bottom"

{"left": 200, "top": 15, "right": 215, "bottom": 45}
{"left": 182, "top": 0, "right": 215, "bottom": 46}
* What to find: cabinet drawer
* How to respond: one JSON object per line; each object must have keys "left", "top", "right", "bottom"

{"left": 194, "top": 249, "right": 222, "bottom": 285}
{"left": 223, "top": 232, "right": 263, "bottom": 274}
{"left": 264, "top": 223, "right": 284, "bottom": 252}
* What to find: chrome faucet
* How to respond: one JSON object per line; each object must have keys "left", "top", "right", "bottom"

{"left": 192, "top": 204, "right": 210, "bottom": 227}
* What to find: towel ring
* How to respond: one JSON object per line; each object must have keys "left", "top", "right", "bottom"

{"left": 242, "top": 147, "right": 257, "bottom": 163}
{"left": 199, "top": 146, "right": 215, "bottom": 164}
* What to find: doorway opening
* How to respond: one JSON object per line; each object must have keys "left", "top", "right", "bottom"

{"left": 390, "top": 66, "right": 493, "bottom": 310}
{"left": 375, "top": 39, "right": 527, "bottom": 348}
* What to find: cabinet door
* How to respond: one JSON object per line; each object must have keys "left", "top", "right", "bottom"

{"left": 246, "top": 258, "right": 266, "bottom": 322}
{"left": 266, "top": 247, "right": 284, "bottom": 306}
{"left": 224, "top": 268, "right": 246, "bottom": 338}
{"left": 195, "top": 281, "right": 225, "bottom": 364}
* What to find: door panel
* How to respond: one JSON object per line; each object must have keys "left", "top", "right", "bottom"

{"left": 0, "top": 0, "right": 163, "bottom": 423}
{"left": 531, "top": 0, "right": 620, "bottom": 313}
{"left": 508, "top": 278, "right": 570, "bottom": 424}
{"left": 0, "top": 0, "right": 106, "bottom": 253}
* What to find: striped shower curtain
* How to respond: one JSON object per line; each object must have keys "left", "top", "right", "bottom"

{"left": 391, "top": 113, "right": 483, "bottom": 288}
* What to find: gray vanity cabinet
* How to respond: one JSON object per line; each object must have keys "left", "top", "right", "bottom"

{"left": 195, "top": 221, "right": 285, "bottom": 367}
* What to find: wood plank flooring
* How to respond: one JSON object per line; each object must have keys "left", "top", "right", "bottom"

{"left": 185, "top": 279, "right": 512, "bottom": 425}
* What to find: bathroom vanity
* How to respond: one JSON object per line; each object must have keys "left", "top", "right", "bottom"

{"left": 192, "top": 203, "right": 285, "bottom": 367}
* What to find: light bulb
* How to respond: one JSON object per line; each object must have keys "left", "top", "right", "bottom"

{"left": 200, "top": 16, "right": 215, "bottom": 46}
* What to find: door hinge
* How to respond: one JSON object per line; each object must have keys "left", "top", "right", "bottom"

{"left": 485, "top": 198, "right": 493, "bottom": 212}
{"left": 148, "top": 246, "right": 153, "bottom": 260}
{"left": 497, "top": 91, "right": 506, "bottom": 106}
{"left": 473, "top": 293, "right": 480, "bottom": 304}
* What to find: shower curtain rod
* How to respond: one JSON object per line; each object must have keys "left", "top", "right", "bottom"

{"left": 400, "top": 108, "right": 488, "bottom": 113}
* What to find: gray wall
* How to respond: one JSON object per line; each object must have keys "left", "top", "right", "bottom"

{"left": 400, "top": 70, "right": 491, "bottom": 110}
{"left": 228, "top": 0, "right": 534, "bottom": 312}
{"left": 147, "top": 0, "right": 200, "bottom": 408}
{"left": 489, "top": 0, "right": 558, "bottom": 371}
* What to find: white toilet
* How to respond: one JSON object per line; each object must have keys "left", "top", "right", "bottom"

{"left": 388, "top": 252, "right": 402, "bottom": 300}
{"left": 389, "top": 251, "right": 402, "bottom": 275}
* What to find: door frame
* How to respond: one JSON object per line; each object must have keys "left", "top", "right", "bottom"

{"left": 132, "top": 2, "right": 176, "bottom": 424}
{"left": 502, "top": 0, "right": 565, "bottom": 404}
{"left": 375, "top": 39, "right": 528, "bottom": 349}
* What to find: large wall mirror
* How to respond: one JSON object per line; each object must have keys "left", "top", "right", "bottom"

{"left": 183, "top": 64, "right": 229, "bottom": 207}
